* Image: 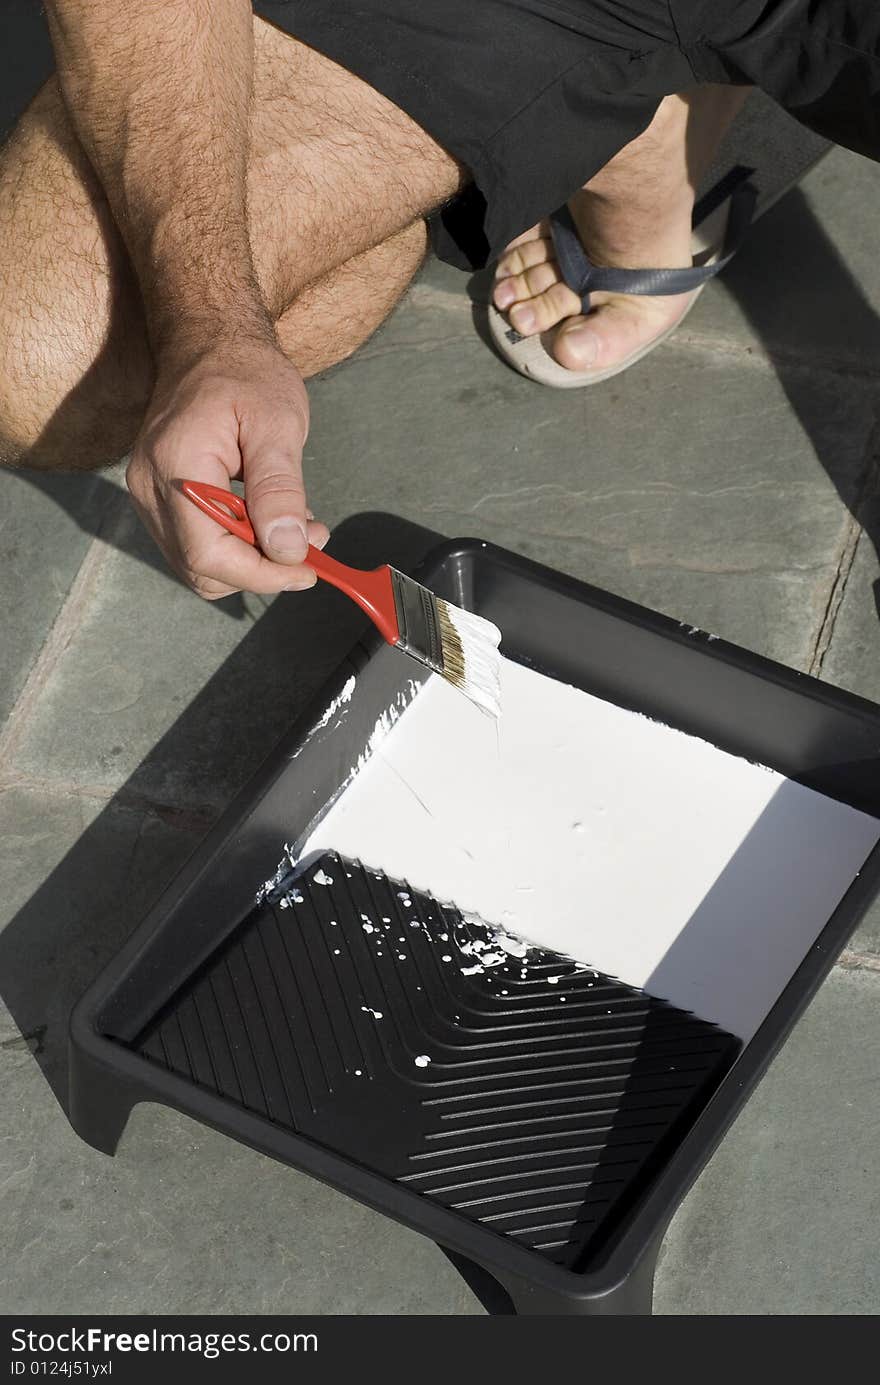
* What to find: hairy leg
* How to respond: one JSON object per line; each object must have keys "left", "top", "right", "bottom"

{"left": 276, "top": 220, "right": 429, "bottom": 377}
{"left": 0, "top": 19, "right": 460, "bottom": 470}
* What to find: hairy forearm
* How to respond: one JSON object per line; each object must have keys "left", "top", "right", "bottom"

{"left": 45, "top": 0, "right": 270, "bottom": 360}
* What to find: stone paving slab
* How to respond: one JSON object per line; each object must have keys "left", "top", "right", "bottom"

{"left": 821, "top": 519, "right": 880, "bottom": 707}
{"left": 655, "top": 966, "right": 880, "bottom": 1316}
{"left": 1, "top": 1048, "right": 478, "bottom": 1315}
{"left": 0, "top": 470, "right": 119, "bottom": 725}
{"left": 682, "top": 147, "right": 880, "bottom": 375}
{"left": 315, "top": 315, "right": 871, "bottom": 669}
{"left": 0, "top": 785, "right": 204, "bottom": 1105}
{"left": 0, "top": 504, "right": 343, "bottom": 809}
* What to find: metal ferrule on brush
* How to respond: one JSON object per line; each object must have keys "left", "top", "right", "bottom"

{"left": 389, "top": 568, "right": 445, "bottom": 674}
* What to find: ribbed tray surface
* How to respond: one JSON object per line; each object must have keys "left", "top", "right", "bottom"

{"left": 131, "top": 853, "right": 739, "bottom": 1269}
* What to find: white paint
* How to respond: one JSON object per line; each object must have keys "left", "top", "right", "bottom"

{"left": 312, "top": 675, "right": 356, "bottom": 730}
{"left": 414, "top": 1055, "right": 431, "bottom": 1068}
{"left": 257, "top": 842, "right": 296, "bottom": 903}
{"left": 312, "top": 868, "right": 333, "bottom": 886}
{"left": 277, "top": 886, "right": 304, "bottom": 908}
{"left": 440, "top": 601, "right": 502, "bottom": 718}
{"left": 300, "top": 658, "right": 880, "bottom": 1040}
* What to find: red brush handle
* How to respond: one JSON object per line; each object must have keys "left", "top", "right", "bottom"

{"left": 181, "top": 480, "right": 399, "bottom": 644}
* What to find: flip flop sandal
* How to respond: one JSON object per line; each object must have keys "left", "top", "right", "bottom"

{"left": 488, "top": 168, "right": 757, "bottom": 389}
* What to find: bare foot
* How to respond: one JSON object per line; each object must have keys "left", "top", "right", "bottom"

{"left": 492, "top": 86, "right": 748, "bottom": 375}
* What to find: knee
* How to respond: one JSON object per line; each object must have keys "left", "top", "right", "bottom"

{"left": 0, "top": 340, "right": 50, "bottom": 468}
{"left": 0, "top": 317, "right": 107, "bottom": 470}
{"left": 0, "top": 78, "right": 146, "bottom": 471}
{"left": 0, "top": 400, "right": 135, "bottom": 476}
{"left": 0, "top": 237, "right": 148, "bottom": 473}
{"left": 0, "top": 334, "right": 135, "bottom": 473}
{"left": 0, "top": 414, "right": 112, "bottom": 475}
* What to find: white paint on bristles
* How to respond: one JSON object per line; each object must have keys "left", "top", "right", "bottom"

{"left": 440, "top": 601, "right": 502, "bottom": 718}
{"left": 299, "top": 656, "right": 880, "bottom": 1040}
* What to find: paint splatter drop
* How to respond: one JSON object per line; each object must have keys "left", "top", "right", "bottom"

{"left": 279, "top": 887, "right": 303, "bottom": 908}
{"left": 313, "top": 869, "right": 333, "bottom": 886}
{"left": 414, "top": 1055, "right": 431, "bottom": 1068}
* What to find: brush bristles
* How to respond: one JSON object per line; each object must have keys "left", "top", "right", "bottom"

{"left": 436, "top": 599, "right": 503, "bottom": 718}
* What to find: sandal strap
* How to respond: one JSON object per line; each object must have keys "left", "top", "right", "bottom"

{"left": 550, "top": 176, "right": 757, "bottom": 313}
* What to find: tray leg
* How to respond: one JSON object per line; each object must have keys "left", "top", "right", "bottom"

{"left": 68, "top": 1048, "right": 140, "bottom": 1156}
{"left": 439, "top": 1248, "right": 516, "bottom": 1314}
{"left": 494, "top": 1233, "right": 664, "bottom": 1316}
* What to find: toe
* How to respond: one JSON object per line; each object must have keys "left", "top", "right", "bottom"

{"left": 493, "top": 260, "right": 560, "bottom": 311}
{"left": 495, "top": 235, "right": 554, "bottom": 282}
{"left": 551, "top": 313, "right": 603, "bottom": 371}
{"left": 508, "top": 278, "right": 582, "bottom": 336}
{"left": 552, "top": 296, "right": 685, "bottom": 372}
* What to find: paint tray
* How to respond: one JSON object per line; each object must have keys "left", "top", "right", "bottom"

{"left": 69, "top": 538, "right": 880, "bottom": 1315}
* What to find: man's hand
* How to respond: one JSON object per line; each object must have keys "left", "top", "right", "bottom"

{"left": 44, "top": 0, "right": 324, "bottom": 596}
{"left": 127, "top": 336, "right": 329, "bottom": 598}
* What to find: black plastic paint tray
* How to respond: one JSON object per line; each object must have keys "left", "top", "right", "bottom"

{"left": 132, "top": 851, "right": 740, "bottom": 1271}
{"left": 69, "top": 538, "right": 880, "bottom": 1315}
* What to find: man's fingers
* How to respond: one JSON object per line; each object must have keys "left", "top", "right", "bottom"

{"left": 306, "top": 518, "right": 331, "bottom": 550}
{"left": 170, "top": 486, "right": 317, "bottom": 594}
{"left": 127, "top": 346, "right": 320, "bottom": 596}
{"left": 186, "top": 544, "right": 317, "bottom": 597}
{"left": 128, "top": 451, "right": 319, "bottom": 598}
{"left": 244, "top": 430, "right": 310, "bottom": 564}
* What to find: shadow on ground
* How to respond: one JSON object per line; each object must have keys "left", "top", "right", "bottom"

{"left": 722, "top": 187, "right": 880, "bottom": 620}
{"left": 470, "top": 183, "right": 880, "bottom": 624}
{"left": 0, "top": 511, "right": 444, "bottom": 1110}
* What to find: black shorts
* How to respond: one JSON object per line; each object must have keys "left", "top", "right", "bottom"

{"left": 253, "top": 1, "right": 880, "bottom": 269}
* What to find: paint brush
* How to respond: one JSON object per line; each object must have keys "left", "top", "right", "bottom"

{"left": 181, "top": 480, "right": 503, "bottom": 717}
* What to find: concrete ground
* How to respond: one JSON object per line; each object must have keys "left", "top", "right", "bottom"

{"left": 3, "top": 105, "right": 880, "bottom": 1312}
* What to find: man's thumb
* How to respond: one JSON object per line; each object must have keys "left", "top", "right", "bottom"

{"left": 244, "top": 444, "right": 310, "bottom": 564}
